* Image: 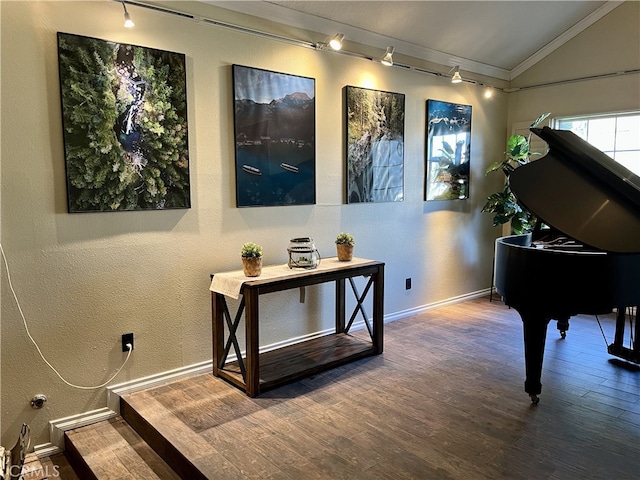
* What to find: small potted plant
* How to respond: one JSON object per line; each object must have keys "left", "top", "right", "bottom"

{"left": 335, "top": 232, "right": 355, "bottom": 261}
{"left": 240, "top": 242, "right": 263, "bottom": 277}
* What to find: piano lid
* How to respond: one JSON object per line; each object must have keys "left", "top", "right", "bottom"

{"left": 509, "top": 126, "right": 640, "bottom": 253}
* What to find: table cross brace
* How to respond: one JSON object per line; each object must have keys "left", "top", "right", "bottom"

{"left": 221, "top": 296, "right": 247, "bottom": 380}
{"left": 345, "top": 275, "right": 374, "bottom": 341}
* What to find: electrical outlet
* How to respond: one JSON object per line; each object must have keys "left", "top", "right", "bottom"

{"left": 122, "top": 333, "right": 134, "bottom": 352}
{"left": 405, "top": 278, "right": 412, "bottom": 290}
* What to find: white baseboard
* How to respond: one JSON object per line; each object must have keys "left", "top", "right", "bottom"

{"left": 42, "top": 288, "right": 491, "bottom": 454}
{"left": 385, "top": 288, "right": 492, "bottom": 322}
{"left": 33, "top": 443, "right": 62, "bottom": 459}
{"left": 37, "top": 407, "right": 119, "bottom": 454}
{"left": 107, "top": 360, "right": 214, "bottom": 413}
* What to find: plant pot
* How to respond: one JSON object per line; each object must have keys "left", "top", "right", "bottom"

{"left": 336, "top": 244, "right": 354, "bottom": 261}
{"left": 242, "top": 257, "right": 262, "bottom": 277}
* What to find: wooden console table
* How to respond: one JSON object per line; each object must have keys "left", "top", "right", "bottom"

{"left": 209, "top": 258, "right": 384, "bottom": 397}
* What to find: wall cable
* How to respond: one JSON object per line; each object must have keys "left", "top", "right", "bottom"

{"left": 0, "top": 243, "right": 132, "bottom": 390}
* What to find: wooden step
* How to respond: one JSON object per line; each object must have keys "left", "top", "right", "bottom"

{"left": 20, "top": 452, "right": 79, "bottom": 480}
{"left": 120, "top": 375, "right": 247, "bottom": 479}
{"left": 64, "top": 416, "right": 181, "bottom": 479}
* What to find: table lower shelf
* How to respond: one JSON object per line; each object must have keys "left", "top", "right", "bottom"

{"left": 215, "top": 332, "right": 378, "bottom": 393}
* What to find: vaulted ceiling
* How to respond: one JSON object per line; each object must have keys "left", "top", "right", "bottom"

{"left": 208, "top": 1, "right": 622, "bottom": 80}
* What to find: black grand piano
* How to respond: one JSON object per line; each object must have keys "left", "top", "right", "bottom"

{"left": 494, "top": 126, "right": 640, "bottom": 404}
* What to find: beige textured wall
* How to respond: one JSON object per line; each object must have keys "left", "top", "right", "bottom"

{"left": 508, "top": 1, "right": 640, "bottom": 123}
{"left": 0, "top": 1, "right": 506, "bottom": 446}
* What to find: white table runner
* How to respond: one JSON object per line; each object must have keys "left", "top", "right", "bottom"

{"left": 210, "top": 257, "right": 372, "bottom": 299}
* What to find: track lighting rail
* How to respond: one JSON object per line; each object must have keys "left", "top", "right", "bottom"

{"left": 118, "top": 1, "right": 639, "bottom": 94}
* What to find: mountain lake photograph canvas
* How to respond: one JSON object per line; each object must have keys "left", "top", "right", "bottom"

{"left": 233, "top": 65, "right": 316, "bottom": 207}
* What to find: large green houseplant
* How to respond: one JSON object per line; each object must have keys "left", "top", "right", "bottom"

{"left": 481, "top": 113, "right": 550, "bottom": 234}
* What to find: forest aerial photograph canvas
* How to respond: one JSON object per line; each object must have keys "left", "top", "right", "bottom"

{"left": 57, "top": 33, "right": 190, "bottom": 212}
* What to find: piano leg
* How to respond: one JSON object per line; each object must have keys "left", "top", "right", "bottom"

{"left": 556, "top": 317, "right": 569, "bottom": 339}
{"left": 612, "top": 307, "right": 626, "bottom": 351}
{"left": 635, "top": 308, "right": 639, "bottom": 361}
{"left": 519, "top": 310, "right": 551, "bottom": 405}
{"left": 608, "top": 307, "right": 640, "bottom": 364}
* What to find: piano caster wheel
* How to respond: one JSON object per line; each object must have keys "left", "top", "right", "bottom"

{"left": 560, "top": 330, "right": 566, "bottom": 339}
{"left": 529, "top": 394, "right": 540, "bottom": 405}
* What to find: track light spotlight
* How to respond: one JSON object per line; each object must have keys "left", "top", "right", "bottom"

{"left": 450, "top": 66, "right": 462, "bottom": 83}
{"left": 380, "top": 46, "right": 394, "bottom": 66}
{"left": 122, "top": 2, "right": 135, "bottom": 28}
{"left": 328, "top": 33, "right": 345, "bottom": 50}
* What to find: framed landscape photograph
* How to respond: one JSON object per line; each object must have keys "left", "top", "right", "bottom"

{"left": 57, "top": 32, "right": 190, "bottom": 212}
{"left": 233, "top": 65, "right": 316, "bottom": 207}
{"left": 346, "top": 86, "right": 405, "bottom": 203}
{"left": 425, "top": 99, "right": 472, "bottom": 201}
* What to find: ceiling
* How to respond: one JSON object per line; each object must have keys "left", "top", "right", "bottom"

{"left": 207, "top": 1, "right": 622, "bottom": 80}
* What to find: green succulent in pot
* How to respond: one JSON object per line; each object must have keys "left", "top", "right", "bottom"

{"left": 240, "top": 242, "right": 263, "bottom": 277}
{"left": 240, "top": 242, "right": 263, "bottom": 258}
{"left": 335, "top": 232, "right": 355, "bottom": 246}
{"left": 335, "top": 232, "right": 355, "bottom": 261}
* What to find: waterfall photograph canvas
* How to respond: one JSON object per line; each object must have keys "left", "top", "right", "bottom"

{"left": 425, "top": 99, "right": 471, "bottom": 201}
{"left": 346, "top": 86, "right": 405, "bottom": 203}
{"left": 57, "top": 33, "right": 190, "bottom": 212}
{"left": 232, "top": 65, "right": 316, "bottom": 207}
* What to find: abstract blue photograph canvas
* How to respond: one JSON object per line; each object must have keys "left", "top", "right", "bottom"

{"left": 425, "top": 99, "right": 471, "bottom": 201}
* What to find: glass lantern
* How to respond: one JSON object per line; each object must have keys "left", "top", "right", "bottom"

{"left": 287, "top": 237, "right": 320, "bottom": 269}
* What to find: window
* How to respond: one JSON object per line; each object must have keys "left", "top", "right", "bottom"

{"left": 555, "top": 112, "right": 640, "bottom": 175}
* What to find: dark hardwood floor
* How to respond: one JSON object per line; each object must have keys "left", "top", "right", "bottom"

{"left": 66, "top": 296, "right": 639, "bottom": 479}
